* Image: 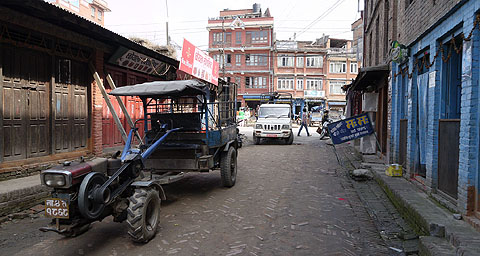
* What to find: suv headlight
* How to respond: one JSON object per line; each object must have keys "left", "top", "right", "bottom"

{"left": 282, "top": 125, "right": 290, "bottom": 129}
{"left": 41, "top": 171, "right": 72, "bottom": 188}
{"left": 255, "top": 124, "right": 262, "bottom": 129}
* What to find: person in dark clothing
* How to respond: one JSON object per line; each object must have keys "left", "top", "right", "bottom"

{"left": 297, "top": 108, "right": 311, "bottom": 136}
{"left": 321, "top": 109, "right": 330, "bottom": 124}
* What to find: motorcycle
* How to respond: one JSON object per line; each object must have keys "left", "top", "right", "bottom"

{"left": 317, "top": 119, "right": 332, "bottom": 140}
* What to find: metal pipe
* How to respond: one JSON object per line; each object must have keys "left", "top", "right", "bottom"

{"left": 141, "top": 128, "right": 181, "bottom": 159}
{"left": 120, "top": 129, "right": 135, "bottom": 161}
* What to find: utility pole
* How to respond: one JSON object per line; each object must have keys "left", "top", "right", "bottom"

{"left": 165, "top": 0, "right": 169, "bottom": 45}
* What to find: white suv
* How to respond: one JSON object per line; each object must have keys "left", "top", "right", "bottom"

{"left": 253, "top": 104, "right": 293, "bottom": 145}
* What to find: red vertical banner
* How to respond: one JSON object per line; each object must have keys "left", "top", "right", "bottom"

{"left": 179, "top": 39, "right": 219, "bottom": 85}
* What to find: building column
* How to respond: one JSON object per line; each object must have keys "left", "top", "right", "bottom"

{"left": 406, "top": 57, "right": 417, "bottom": 178}
{"left": 390, "top": 65, "right": 400, "bottom": 164}
{"left": 425, "top": 41, "right": 441, "bottom": 191}
{"left": 457, "top": 17, "right": 479, "bottom": 215}
{"left": 387, "top": 67, "right": 393, "bottom": 163}
{"left": 91, "top": 50, "right": 104, "bottom": 156}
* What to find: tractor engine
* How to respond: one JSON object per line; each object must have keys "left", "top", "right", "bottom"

{"left": 41, "top": 158, "right": 108, "bottom": 189}
{"left": 39, "top": 158, "right": 122, "bottom": 236}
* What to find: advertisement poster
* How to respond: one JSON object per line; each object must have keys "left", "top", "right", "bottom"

{"left": 327, "top": 113, "right": 374, "bottom": 144}
{"left": 179, "top": 39, "right": 219, "bottom": 86}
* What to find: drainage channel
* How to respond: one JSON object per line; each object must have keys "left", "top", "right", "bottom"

{"left": 334, "top": 145, "right": 420, "bottom": 255}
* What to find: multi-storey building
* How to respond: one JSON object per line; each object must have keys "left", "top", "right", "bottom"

{"left": 207, "top": 4, "right": 274, "bottom": 109}
{"left": 347, "top": 1, "right": 391, "bottom": 157}
{"left": 273, "top": 40, "right": 327, "bottom": 114}
{"left": 320, "top": 37, "right": 360, "bottom": 119}
{"left": 44, "top": 0, "right": 110, "bottom": 26}
{"left": 351, "top": 17, "right": 364, "bottom": 66}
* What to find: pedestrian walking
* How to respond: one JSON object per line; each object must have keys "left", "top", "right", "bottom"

{"left": 238, "top": 108, "right": 245, "bottom": 126}
{"left": 297, "top": 108, "right": 311, "bottom": 136}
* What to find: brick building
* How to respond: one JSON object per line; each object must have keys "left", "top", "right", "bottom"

{"left": 44, "top": 0, "right": 110, "bottom": 27}
{"left": 351, "top": 17, "right": 363, "bottom": 66}
{"left": 390, "top": 0, "right": 480, "bottom": 218}
{"left": 273, "top": 40, "right": 327, "bottom": 115}
{"left": 321, "top": 37, "right": 360, "bottom": 119}
{"left": 207, "top": 4, "right": 274, "bottom": 109}
{"left": 346, "top": 0, "right": 393, "bottom": 157}
{"left": 0, "top": 1, "right": 177, "bottom": 178}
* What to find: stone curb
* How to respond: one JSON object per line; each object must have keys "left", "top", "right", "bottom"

{"left": 0, "top": 184, "right": 50, "bottom": 218}
{"left": 366, "top": 163, "right": 480, "bottom": 255}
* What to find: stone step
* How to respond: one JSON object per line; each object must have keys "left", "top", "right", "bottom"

{"left": 0, "top": 174, "right": 49, "bottom": 218}
{"left": 419, "top": 236, "right": 456, "bottom": 256}
{"left": 361, "top": 162, "right": 386, "bottom": 171}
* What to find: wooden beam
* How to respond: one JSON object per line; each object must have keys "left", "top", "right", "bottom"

{"left": 89, "top": 64, "right": 127, "bottom": 143}
{"left": 106, "top": 74, "right": 143, "bottom": 144}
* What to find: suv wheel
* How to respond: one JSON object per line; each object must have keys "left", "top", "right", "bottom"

{"left": 285, "top": 133, "right": 293, "bottom": 145}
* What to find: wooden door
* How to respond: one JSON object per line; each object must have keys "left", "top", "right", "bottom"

{"left": 53, "top": 58, "right": 88, "bottom": 153}
{"left": 71, "top": 61, "right": 88, "bottom": 150}
{"left": 399, "top": 119, "right": 407, "bottom": 167}
{"left": 2, "top": 46, "right": 27, "bottom": 161}
{"left": 438, "top": 120, "right": 460, "bottom": 199}
{"left": 1, "top": 46, "right": 50, "bottom": 161}
{"left": 26, "top": 50, "right": 49, "bottom": 158}
{"left": 102, "top": 72, "right": 125, "bottom": 148}
{"left": 53, "top": 63, "right": 72, "bottom": 153}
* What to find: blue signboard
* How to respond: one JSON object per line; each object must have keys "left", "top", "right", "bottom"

{"left": 327, "top": 113, "right": 374, "bottom": 144}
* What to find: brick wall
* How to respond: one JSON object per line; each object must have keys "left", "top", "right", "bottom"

{"left": 390, "top": 0, "right": 480, "bottom": 215}
{"left": 397, "top": 0, "right": 463, "bottom": 46}
{"left": 92, "top": 50, "right": 104, "bottom": 156}
{"left": 0, "top": 183, "right": 49, "bottom": 217}
{"left": 458, "top": 14, "right": 479, "bottom": 214}
{"left": 364, "top": 0, "right": 394, "bottom": 67}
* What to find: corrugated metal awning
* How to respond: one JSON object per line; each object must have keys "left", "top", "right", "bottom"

{"left": 346, "top": 64, "right": 389, "bottom": 92}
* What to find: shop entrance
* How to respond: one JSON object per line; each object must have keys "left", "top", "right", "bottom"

{"left": 437, "top": 35, "right": 462, "bottom": 200}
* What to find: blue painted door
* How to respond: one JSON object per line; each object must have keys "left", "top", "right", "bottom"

{"left": 415, "top": 71, "right": 429, "bottom": 177}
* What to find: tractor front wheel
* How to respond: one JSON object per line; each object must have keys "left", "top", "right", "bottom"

{"left": 127, "top": 188, "right": 161, "bottom": 243}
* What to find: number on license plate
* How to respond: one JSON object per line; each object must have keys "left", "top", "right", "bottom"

{"left": 45, "top": 198, "right": 69, "bottom": 219}
{"left": 267, "top": 134, "right": 277, "bottom": 137}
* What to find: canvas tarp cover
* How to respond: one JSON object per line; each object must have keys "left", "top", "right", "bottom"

{"left": 109, "top": 79, "right": 209, "bottom": 97}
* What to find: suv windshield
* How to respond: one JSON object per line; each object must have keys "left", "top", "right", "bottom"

{"left": 258, "top": 107, "right": 291, "bottom": 118}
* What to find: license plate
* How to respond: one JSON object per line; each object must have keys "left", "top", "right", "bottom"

{"left": 45, "top": 198, "right": 69, "bottom": 219}
{"left": 266, "top": 134, "right": 277, "bottom": 137}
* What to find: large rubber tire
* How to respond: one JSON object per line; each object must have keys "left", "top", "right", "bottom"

{"left": 254, "top": 135, "right": 261, "bottom": 145}
{"left": 285, "top": 133, "right": 294, "bottom": 145}
{"left": 127, "top": 188, "right": 161, "bottom": 243}
{"left": 220, "top": 147, "right": 237, "bottom": 187}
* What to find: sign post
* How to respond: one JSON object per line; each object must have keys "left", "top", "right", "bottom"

{"left": 326, "top": 113, "right": 376, "bottom": 170}
{"left": 327, "top": 113, "right": 374, "bottom": 145}
{"left": 179, "top": 39, "right": 219, "bottom": 86}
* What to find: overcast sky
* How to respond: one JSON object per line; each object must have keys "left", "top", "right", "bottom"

{"left": 105, "top": 0, "right": 361, "bottom": 53}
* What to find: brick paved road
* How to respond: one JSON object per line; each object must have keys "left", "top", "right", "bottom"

{"left": 0, "top": 128, "right": 392, "bottom": 255}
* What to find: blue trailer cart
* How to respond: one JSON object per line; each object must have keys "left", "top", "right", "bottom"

{"left": 39, "top": 79, "right": 239, "bottom": 242}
